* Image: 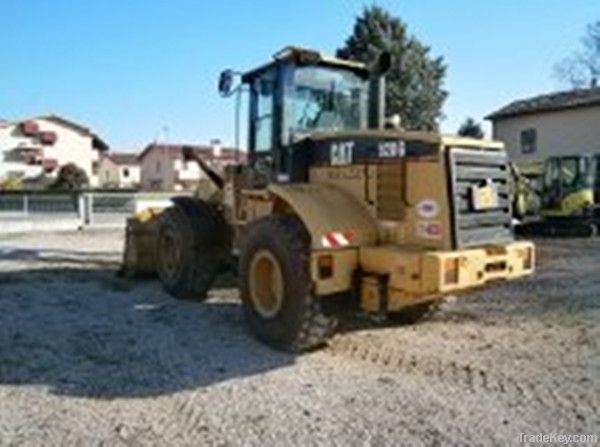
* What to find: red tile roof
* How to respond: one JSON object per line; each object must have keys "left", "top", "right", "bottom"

{"left": 104, "top": 152, "right": 139, "bottom": 165}
{"left": 487, "top": 87, "right": 600, "bottom": 120}
{"left": 138, "top": 143, "right": 246, "bottom": 163}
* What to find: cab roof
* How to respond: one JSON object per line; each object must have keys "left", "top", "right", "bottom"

{"left": 241, "top": 46, "right": 369, "bottom": 83}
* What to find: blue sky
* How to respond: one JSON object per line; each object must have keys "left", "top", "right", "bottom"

{"left": 1, "top": 1, "right": 598, "bottom": 150}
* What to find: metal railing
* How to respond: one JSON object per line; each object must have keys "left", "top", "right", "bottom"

{"left": 0, "top": 191, "right": 186, "bottom": 231}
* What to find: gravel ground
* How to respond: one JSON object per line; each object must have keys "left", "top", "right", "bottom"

{"left": 0, "top": 229, "right": 598, "bottom": 446}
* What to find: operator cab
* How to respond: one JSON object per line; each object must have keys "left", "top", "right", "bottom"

{"left": 542, "top": 154, "right": 599, "bottom": 211}
{"left": 233, "top": 47, "right": 387, "bottom": 181}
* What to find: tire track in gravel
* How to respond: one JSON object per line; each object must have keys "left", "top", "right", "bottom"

{"left": 139, "top": 301, "right": 235, "bottom": 445}
{"left": 327, "top": 337, "right": 599, "bottom": 419}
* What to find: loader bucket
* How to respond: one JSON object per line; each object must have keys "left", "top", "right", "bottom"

{"left": 119, "top": 208, "right": 164, "bottom": 277}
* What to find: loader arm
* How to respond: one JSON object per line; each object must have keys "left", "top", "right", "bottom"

{"left": 182, "top": 146, "right": 225, "bottom": 190}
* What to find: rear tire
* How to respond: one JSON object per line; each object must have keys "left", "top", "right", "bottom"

{"left": 157, "top": 202, "right": 231, "bottom": 300}
{"left": 239, "top": 215, "right": 337, "bottom": 352}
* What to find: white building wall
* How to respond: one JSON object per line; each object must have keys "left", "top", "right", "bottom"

{"left": 120, "top": 164, "right": 141, "bottom": 188}
{"left": 98, "top": 157, "right": 141, "bottom": 188}
{"left": 492, "top": 106, "right": 600, "bottom": 164}
{"left": 173, "top": 158, "right": 204, "bottom": 181}
{"left": 140, "top": 149, "right": 176, "bottom": 191}
{"left": 0, "top": 123, "right": 44, "bottom": 179}
{"left": 139, "top": 146, "right": 240, "bottom": 191}
{"left": 0, "top": 118, "right": 103, "bottom": 186}
{"left": 140, "top": 150, "right": 212, "bottom": 191}
{"left": 36, "top": 118, "right": 99, "bottom": 186}
{"left": 98, "top": 157, "right": 120, "bottom": 186}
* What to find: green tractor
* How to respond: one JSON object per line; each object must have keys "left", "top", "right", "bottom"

{"left": 516, "top": 154, "right": 600, "bottom": 237}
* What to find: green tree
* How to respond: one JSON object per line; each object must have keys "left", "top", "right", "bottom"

{"left": 51, "top": 163, "right": 89, "bottom": 190}
{"left": 458, "top": 117, "right": 484, "bottom": 139}
{"left": 555, "top": 21, "right": 600, "bottom": 88}
{"left": 337, "top": 6, "right": 447, "bottom": 131}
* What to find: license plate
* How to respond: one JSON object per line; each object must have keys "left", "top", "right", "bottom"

{"left": 471, "top": 184, "right": 498, "bottom": 210}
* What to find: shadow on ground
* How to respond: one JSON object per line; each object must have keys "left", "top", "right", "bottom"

{"left": 0, "top": 248, "right": 294, "bottom": 399}
{"left": 1, "top": 238, "right": 599, "bottom": 400}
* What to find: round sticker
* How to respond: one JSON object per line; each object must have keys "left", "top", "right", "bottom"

{"left": 417, "top": 199, "right": 440, "bottom": 219}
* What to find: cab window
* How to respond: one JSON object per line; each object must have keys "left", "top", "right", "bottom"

{"left": 560, "top": 158, "right": 578, "bottom": 188}
{"left": 252, "top": 70, "right": 276, "bottom": 153}
{"left": 283, "top": 66, "right": 368, "bottom": 143}
{"left": 544, "top": 159, "right": 559, "bottom": 189}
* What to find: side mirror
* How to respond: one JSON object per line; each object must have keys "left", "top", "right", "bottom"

{"left": 218, "top": 69, "right": 235, "bottom": 97}
{"left": 370, "top": 51, "right": 392, "bottom": 77}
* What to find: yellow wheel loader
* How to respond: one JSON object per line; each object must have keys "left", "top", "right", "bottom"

{"left": 123, "top": 47, "right": 535, "bottom": 351}
{"left": 515, "top": 154, "right": 600, "bottom": 237}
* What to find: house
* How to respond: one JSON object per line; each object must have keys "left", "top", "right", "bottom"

{"left": 139, "top": 141, "right": 246, "bottom": 191}
{"left": 487, "top": 87, "right": 600, "bottom": 167}
{"left": 0, "top": 114, "right": 109, "bottom": 187}
{"left": 98, "top": 152, "right": 141, "bottom": 189}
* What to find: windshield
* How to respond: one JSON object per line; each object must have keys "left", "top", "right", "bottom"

{"left": 285, "top": 66, "right": 368, "bottom": 140}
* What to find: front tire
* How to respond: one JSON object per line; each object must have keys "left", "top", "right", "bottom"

{"left": 157, "top": 202, "right": 231, "bottom": 300}
{"left": 239, "top": 215, "right": 337, "bottom": 352}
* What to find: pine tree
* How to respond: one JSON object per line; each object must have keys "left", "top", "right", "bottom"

{"left": 458, "top": 117, "right": 484, "bottom": 139}
{"left": 337, "top": 6, "right": 447, "bottom": 131}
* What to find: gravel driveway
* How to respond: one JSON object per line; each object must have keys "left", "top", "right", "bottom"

{"left": 0, "top": 230, "right": 598, "bottom": 445}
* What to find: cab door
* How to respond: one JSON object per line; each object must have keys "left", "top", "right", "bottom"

{"left": 248, "top": 68, "right": 278, "bottom": 182}
{"left": 542, "top": 157, "right": 561, "bottom": 212}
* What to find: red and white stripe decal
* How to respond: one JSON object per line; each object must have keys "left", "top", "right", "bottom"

{"left": 321, "top": 231, "right": 353, "bottom": 248}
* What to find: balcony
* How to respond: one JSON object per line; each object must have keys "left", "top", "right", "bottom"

{"left": 19, "top": 120, "right": 39, "bottom": 136}
{"left": 42, "top": 158, "right": 59, "bottom": 173}
{"left": 8, "top": 147, "right": 43, "bottom": 165}
{"left": 39, "top": 131, "right": 57, "bottom": 146}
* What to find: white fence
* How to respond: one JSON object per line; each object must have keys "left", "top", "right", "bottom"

{"left": 0, "top": 191, "right": 184, "bottom": 234}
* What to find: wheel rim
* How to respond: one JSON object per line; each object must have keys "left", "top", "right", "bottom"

{"left": 249, "top": 250, "right": 284, "bottom": 319}
{"left": 159, "top": 228, "right": 181, "bottom": 282}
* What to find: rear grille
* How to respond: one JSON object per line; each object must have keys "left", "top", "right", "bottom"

{"left": 449, "top": 148, "right": 513, "bottom": 248}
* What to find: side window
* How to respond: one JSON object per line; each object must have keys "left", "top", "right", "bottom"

{"left": 560, "top": 158, "right": 578, "bottom": 188}
{"left": 253, "top": 71, "right": 275, "bottom": 153}
{"left": 520, "top": 128, "right": 537, "bottom": 154}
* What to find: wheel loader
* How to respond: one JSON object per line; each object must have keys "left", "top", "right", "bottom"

{"left": 123, "top": 47, "right": 535, "bottom": 351}
{"left": 515, "top": 153, "right": 600, "bottom": 237}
